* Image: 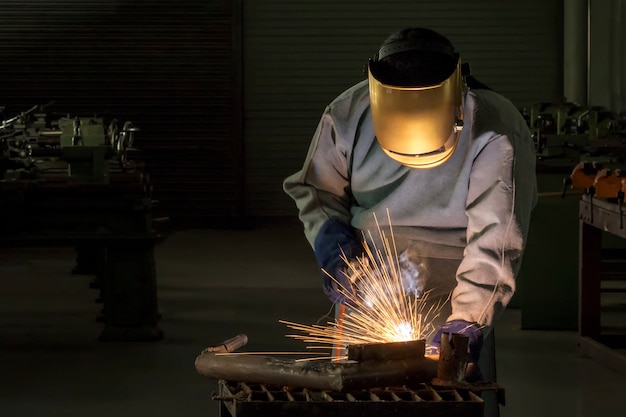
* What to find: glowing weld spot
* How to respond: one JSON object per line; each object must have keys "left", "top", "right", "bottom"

{"left": 390, "top": 321, "right": 415, "bottom": 342}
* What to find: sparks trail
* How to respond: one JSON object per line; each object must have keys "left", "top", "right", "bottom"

{"left": 281, "top": 211, "right": 449, "bottom": 358}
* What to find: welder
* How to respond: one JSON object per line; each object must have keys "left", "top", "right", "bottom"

{"left": 284, "top": 27, "right": 537, "bottom": 416}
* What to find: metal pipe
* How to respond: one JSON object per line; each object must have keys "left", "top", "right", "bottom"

{"left": 194, "top": 350, "right": 439, "bottom": 392}
{"left": 195, "top": 338, "right": 443, "bottom": 392}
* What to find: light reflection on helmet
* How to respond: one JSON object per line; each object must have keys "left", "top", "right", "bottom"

{"left": 368, "top": 30, "right": 466, "bottom": 169}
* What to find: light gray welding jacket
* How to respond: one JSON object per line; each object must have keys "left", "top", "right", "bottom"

{"left": 283, "top": 79, "right": 538, "bottom": 330}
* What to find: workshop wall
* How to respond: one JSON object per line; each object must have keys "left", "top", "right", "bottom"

{"left": 589, "top": 0, "right": 626, "bottom": 113}
{"left": 0, "top": 0, "right": 243, "bottom": 228}
{"left": 243, "top": 0, "right": 564, "bottom": 217}
{"left": 0, "top": 1, "right": 565, "bottom": 225}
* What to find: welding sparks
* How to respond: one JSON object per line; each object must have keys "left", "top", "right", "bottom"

{"left": 281, "top": 211, "right": 448, "bottom": 359}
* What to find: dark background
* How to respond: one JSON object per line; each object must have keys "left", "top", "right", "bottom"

{"left": 0, "top": 0, "right": 242, "bottom": 227}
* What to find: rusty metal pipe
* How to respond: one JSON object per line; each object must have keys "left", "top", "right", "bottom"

{"left": 195, "top": 352, "right": 439, "bottom": 392}
{"left": 195, "top": 339, "right": 439, "bottom": 392}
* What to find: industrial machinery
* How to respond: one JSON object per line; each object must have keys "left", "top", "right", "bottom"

{"left": 0, "top": 103, "right": 164, "bottom": 341}
{"left": 522, "top": 102, "right": 626, "bottom": 169}
{"left": 196, "top": 334, "right": 504, "bottom": 417}
{"left": 563, "top": 162, "right": 626, "bottom": 200}
{"left": 563, "top": 161, "right": 603, "bottom": 192}
{"left": 520, "top": 100, "right": 626, "bottom": 338}
{"left": 530, "top": 98, "right": 626, "bottom": 202}
{"left": 592, "top": 168, "right": 626, "bottom": 201}
{"left": 0, "top": 102, "right": 140, "bottom": 181}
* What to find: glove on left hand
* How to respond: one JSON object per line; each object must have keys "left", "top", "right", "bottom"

{"left": 314, "top": 219, "right": 363, "bottom": 304}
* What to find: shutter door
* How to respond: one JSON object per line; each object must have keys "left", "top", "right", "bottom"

{"left": 0, "top": 0, "right": 242, "bottom": 227}
{"left": 243, "top": 0, "right": 563, "bottom": 216}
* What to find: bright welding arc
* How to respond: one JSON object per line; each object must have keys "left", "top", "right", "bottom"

{"left": 282, "top": 211, "right": 448, "bottom": 357}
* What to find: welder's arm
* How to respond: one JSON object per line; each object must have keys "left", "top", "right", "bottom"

{"left": 283, "top": 109, "right": 363, "bottom": 302}
{"left": 447, "top": 134, "right": 537, "bottom": 333}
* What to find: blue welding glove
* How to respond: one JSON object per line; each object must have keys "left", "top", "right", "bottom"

{"left": 430, "top": 320, "right": 484, "bottom": 364}
{"left": 313, "top": 219, "right": 363, "bottom": 305}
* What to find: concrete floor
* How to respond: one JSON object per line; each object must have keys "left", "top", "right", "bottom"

{"left": 1, "top": 220, "right": 625, "bottom": 417}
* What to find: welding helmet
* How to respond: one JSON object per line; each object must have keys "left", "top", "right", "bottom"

{"left": 368, "top": 29, "right": 466, "bottom": 169}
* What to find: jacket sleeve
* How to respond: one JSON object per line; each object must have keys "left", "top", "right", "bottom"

{"left": 283, "top": 107, "right": 355, "bottom": 248}
{"left": 447, "top": 133, "right": 537, "bottom": 329}
{"left": 283, "top": 107, "right": 365, "bottom": 290}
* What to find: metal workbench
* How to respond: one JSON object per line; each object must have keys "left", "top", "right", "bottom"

{"left": 0, "top": 173, "right": 165, "bottom": 341}
{"left": 216, "top": 380, "right": 485, "bottom": 417}
{"left": 578, "top": 195, "right": 626, "bottom": 374}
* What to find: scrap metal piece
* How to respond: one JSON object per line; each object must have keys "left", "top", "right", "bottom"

{"left": 436, "top": 332, "right": 469, "bottom": 382}
{"left": 203, "top": 334, "right": 249, "bottom": 354}
{"left": 347, "top": 339, "right": 425, "bottom": 362}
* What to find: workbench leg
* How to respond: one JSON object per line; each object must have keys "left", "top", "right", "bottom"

{"left": 99, "top": 242, "right": 163, "bottom": 342}
{"left": 579, "top": 220, "right": 603, "bottom": 339}
{"left": 94, "top": 247, "right": 108, "bottom": 320}
{"left": 218, "top": 401, "right": 231, "bottom": 417}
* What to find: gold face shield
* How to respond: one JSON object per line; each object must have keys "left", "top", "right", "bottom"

{"left": 368, "top": 60, "right": 464, "bottom": 169}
